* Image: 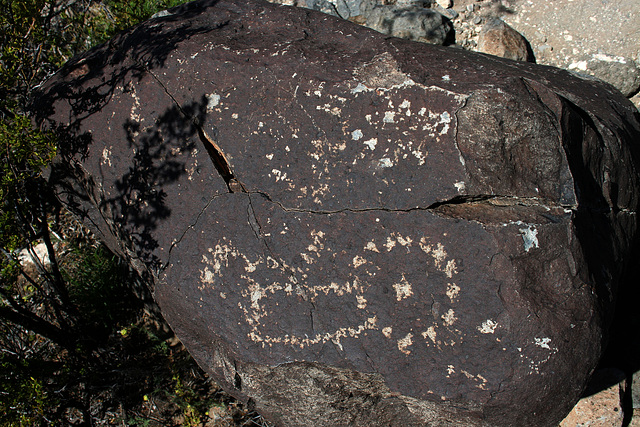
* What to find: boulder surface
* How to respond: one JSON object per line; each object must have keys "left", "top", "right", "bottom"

{"left": 34, "top": 0, "right": 640, "bottom": 425}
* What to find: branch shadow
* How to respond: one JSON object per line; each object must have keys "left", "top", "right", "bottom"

{"left": 33, "top": 1, "right": 228, "bottom": 273}
{"left": 50, "top": 94, "right": 212, "bottom": 275}
{"left": 32, "top": 0, "right": 226, "bottom": 126}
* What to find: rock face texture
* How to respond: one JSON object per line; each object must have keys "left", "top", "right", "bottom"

{"left": 477, "top": 18, "right": 535, "bottom": 63}
{"left": 364, "top": 4, "right": 454, "bottom": 45}
{"left": 268, "top": 1, "right": 640, "bottom": 105}
{"left": 34, "top": 0, "right": 640, "bottom": 425}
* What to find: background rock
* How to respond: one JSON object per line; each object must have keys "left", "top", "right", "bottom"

{"left": 493, "top": 0, "right": 640, "bottom": 104}
{"left": 364, "top": 4, "right": 453, "bottom": 44}
{"left": 634, "top": 371, "right": 640, "bottom": 411}
{"left": 34, "top": 0, "right": 640, "bottom": 425}
{"left": 268, "top": 0, "right": 640, "bottom": 106}
{"left": 573, "top": 54, "right": 640, "bottom": 98}
{"left": 277, "top": 0, "right": 367, "bottom": 19}
{"left": 477, "top": 18, "right": 534, "bottom": 62}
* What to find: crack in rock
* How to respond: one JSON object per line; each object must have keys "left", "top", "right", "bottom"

{"left": 244, "top": 190, "right": 577, "bottom": 226}
{"left": 146, "top": 67, "right": 247, "bottom": 194}
{"left": 163, "top": 192, "right": 225, "bottom": 271}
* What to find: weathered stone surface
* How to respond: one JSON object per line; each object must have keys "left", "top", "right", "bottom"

{"left": 364, "top": 4, "right": 454, "bottom": 44}
{"left": 477, "top": 18, "right": 535, "bottom": 62}
{"left": 34, "top": 0, "right": 640, "bottom": 425}
{"left": 577, "top": 54, "right": 640, "bottom": 98}
{"left": 271, "top": 0, "right": 367, "bottom": 19}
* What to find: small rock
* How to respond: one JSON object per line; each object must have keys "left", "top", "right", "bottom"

{"left": 477, "top": 18, "right": 535, "bottom": 62}
{"left": 537, "top": 44, "right": 553, "bottom": 55}
{"left": 631, "top": 93, "right": 640, "bottom": 111}
{"left": 533, "top": 30, "right": 547, "bottom": 43}
{"left": 268, "top": 0, "right": 365, "bottom": 20}
{"left": 436, "top": 0, "right": 452, "bottom": 8}
{"left": 151, "top": 9, "right": 172, "bottom": 18}
{"left": 18, "top": 242, "right": 52, "bottom": 267}
{"left": 204, "top": 404, "right": 234, "bottom": 426}
{"left": 472, "top": 16, "right": 482, "bottom": 25}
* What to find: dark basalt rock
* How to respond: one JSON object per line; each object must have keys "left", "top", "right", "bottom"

{"left": 34, "top": 0, "right": 640, "bottom": 425}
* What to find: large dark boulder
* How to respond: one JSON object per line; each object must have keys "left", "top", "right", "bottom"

{"left": 34, "top": 0, "right": 640, "bottom": 425}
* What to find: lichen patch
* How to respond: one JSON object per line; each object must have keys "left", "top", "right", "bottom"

{"left": 534, "top": 337, "right": 552, "bottom": 350}
{"left": 363, "top": 138, "right": 378, "bottom": 150}
{"left": 364, "top": 241, "right": 380, "bottom": 252}
{"left": 352, "top": 255, "right": 367, "bottom": 268}
{"left": 446, "top": 283, "right": 460, "bottom": 302}
{"left": 441, "top": 309, "right": 457, "bottom": 326}
{"left": 383, "top": 111, "right": 396, "bottom": 123}
{"left": 477, "top": 319, "right": 498, "bottom": 334}
{"left": 356, "top": 295, "right": 367, "bottom": 309}
{"left": 206, "top": 93, "right": 221, "bottom": 111}
{"left": 101, "top": 147, "right": 112, "bottom": 167}
{"left": 393, "top": 274, "right": 413, "bottom": 301}
{"left": 397, "top": 333, "right": 414, "bottom": 355}
{"left": 422, "top": 326, "right": 437, "bottom": 344}
{"left": 519, "top": 226, "right": 539, "bottom": 252}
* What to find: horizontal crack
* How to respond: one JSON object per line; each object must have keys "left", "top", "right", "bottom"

{"left": 247, "top": 190, "right": 573, "bottom": 217}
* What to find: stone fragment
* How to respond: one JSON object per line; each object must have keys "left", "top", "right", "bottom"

{"left": 632, "top": 93, "right": 640, "bottom": 111}
{"left": 364, "top": 4, "right": 453, "bottom": 44}
{"left": 436, "top": 0, "right": 452, "bottom": 8}
{"left": 17, "top": 242, "right": 51, "bottom": 267}
{"left": 34, "top": 0, "right": 640, "bottom": 425}
{"left": 477, "top": 18, "right": 535, "bottom": 62}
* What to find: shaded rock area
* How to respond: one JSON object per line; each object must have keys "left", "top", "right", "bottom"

{"left": 33, "top": 0, "right": 640, "bottom": 425}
